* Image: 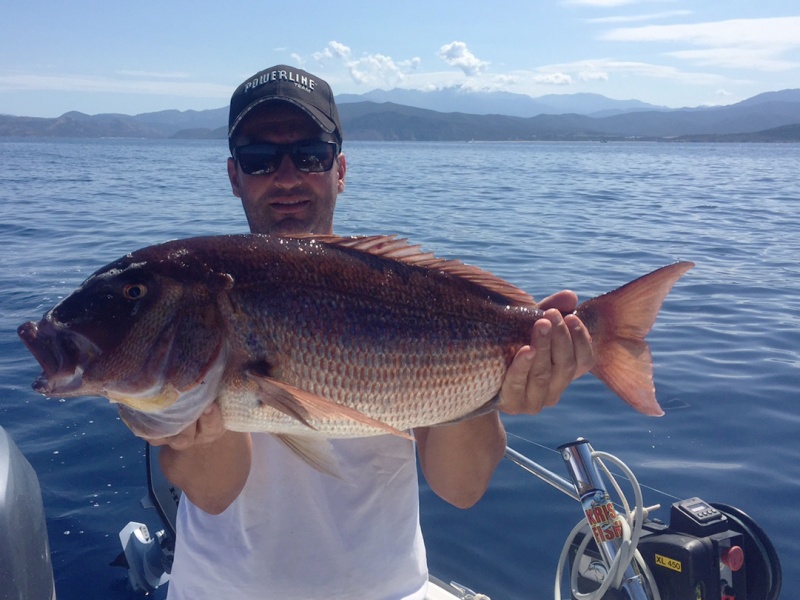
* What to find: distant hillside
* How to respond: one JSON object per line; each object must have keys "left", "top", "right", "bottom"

{"left": 334, "top": 94, "right": 800, "bottom": 141}
{"left": 1, "top": 89, "right": 798, "bottom": 142}
{"left": 734, "top": 89, "right": 800, "bottom": 107}
{"left": 337, "top": 102, "right": 600, "bottom": 141}
{"left": 668, "top": 122, "right": 800, "bottom": 143}
{"left": 0, "top": 112, "right": 168, "bottom": 138}
{"left": 586, "top": 98, "right": 800, "bottom": 138}
{"left": 0, "top": 107, "right": 229, "bottom": 139}
{"left": 335, "top": 87, "right": 666, "bottom": 118}
{"left": 131, "top": 107, "right": 228, "bottom": 130}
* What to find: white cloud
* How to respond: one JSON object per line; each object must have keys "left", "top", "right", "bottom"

{"left": 313, "top": 41, "right": 352, "bottom": 61}
{"left": 438, "top": 42, "right": 489, "bottom": 76}
{"left": 458, "top": 73, "right": 521, "bottom": 92}
{"left": 666, "top": 48, "right": 796, "bottom": 72}
{"left": 589, "top": 10, "right": 693, "bottom": 24}
{"left": 347, "top": 54, "right": 420, "bottom": 88}
{"left": 563, "top": 0, "right": 650, "bottom": 6}
{"left": 311, "top": 41, "right": 420, "bottom": 89}
{"left": 532, "top": 73, "right": 573, "bottom": 85}
{"left": 0, "top": 73, "right": 231, "bottom": 98}
{"left": 603, "top": 16, "right": 800, "bottom": 46}
{"left": 579, "top": 70, "right": 610, "bottom": 82}
{"left": 541, "top": 58, "right": 730, "bottom": 86}
{"left": 601, "top": 17, "right": 800, "bottom": 71}
{"left": 494, "top": 74, "right": 521, "bottom": 86}
{"left": 328, "top": 41, "right": 352, "bottom": 59}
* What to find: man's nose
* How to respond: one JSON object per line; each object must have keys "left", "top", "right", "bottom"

{"left": 272, "top": 153, "right": 302, "bottom": 184}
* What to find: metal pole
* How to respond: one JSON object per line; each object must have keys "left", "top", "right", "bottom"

{"left": 558, "top": 439, "right": 651, "bottom": 600}
{"left": 503, "top": 446, "right": 578, "bottom": 501}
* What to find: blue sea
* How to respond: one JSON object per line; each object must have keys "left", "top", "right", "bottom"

{"left": 1, "top": 138, "right": 798, "bottom": 599}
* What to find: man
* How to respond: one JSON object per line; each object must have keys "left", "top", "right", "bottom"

{"left": 151, "top": 65, "right": 593, "bottom": 599}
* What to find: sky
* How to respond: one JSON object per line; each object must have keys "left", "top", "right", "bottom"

{"left": 2, "top": 0, "right": 799, "bottom": 118}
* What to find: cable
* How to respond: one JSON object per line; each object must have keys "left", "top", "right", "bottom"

{"left": 553, "top": 451, "right": 661, "bottom": 600}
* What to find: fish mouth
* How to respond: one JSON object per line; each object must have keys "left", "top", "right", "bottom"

{"left": 17, "top": 319, "right": 99, "bottom": 396}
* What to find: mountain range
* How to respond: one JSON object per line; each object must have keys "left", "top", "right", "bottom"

{"left": 335, "top": 87, "right": 668, "bottom": 118}
{"left": 2, "top": 88, "right": 799, "bottom": 142}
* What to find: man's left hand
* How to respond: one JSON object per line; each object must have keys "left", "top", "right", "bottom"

{"left": 498, "top": 290, "right": 593, "bottom": 415}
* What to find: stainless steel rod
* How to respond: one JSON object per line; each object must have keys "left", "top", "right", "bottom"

{"left": 503, "top": 446, "right": 579, "bottom": 501}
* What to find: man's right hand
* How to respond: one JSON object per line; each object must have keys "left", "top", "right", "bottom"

{"left": 145, "top": 402, "right": 228, "bottom": 451}
{"left": 147, "top": 403, "right": 253, "bottom": 514}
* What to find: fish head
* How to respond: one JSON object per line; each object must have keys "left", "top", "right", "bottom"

{"left": 18, "top": 246, "right": 232, "bottom": 421}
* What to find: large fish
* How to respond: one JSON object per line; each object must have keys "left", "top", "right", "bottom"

{"left": 18, "top": 234, "right": 692, "bottom": 463}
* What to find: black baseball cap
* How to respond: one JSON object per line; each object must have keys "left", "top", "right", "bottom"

{"left": 228, "top": 65, "right": 343, "bottom": 152}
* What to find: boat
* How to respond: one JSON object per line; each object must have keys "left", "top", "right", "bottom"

{"left": 0, "top": 425, "right": 56, "bottom": 600}
{"left": 0, "top": 422, "right": 782, "bottom": 599}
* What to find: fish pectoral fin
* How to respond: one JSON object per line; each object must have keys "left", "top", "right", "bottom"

{"left": 275, "top": 434, "right": 342, "bottom": 479}
{"left": 246, "top": 373, "right": 317, "bottom": 430}
{"left": 246, "top": 373, "right": 413, "bottom": 441}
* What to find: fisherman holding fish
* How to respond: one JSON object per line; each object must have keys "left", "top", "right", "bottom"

{"left": 19, "top": 63, "right": 691, "bottom": 597}
{"left": 152, "top": 65, "right": 592, "bottom": 600}
{"left": 18, "top": 63, "right": 692, "bottom": 598}
{"left": 17, "top": 64, "right": 699, "bottom": 599}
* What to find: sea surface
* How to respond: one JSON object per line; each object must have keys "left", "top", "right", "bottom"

{"left": 1, "top": 138, "right": 798, "bottom": 599}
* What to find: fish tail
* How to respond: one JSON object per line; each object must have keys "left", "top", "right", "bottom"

{"left": 575, "top": 261, "right": 694, "bottom": 416}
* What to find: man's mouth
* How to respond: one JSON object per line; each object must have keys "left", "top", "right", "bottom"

{"left": 270, "top": 199, "right": 310, "bottom": 213}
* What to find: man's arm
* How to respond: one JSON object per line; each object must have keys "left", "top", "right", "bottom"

{"left": 148, "top": 404, "right": 252, "bottom": 515}
{"left": 415, "top": 411, "right": 506, "bottom": 509}
{"left": 415, "top": 294, "right": 593, "bottom": 508}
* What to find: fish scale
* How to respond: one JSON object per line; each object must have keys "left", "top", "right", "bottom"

{"left": 252, "top": 324, "right": 512, "bottom": 432}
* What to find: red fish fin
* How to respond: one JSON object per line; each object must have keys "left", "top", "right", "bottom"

{"left": 577, "top": 261, "right": 694, "bottom": 416}
{"left": 274, "top": 434, "right": 342, "bottom": 478}
{"left": 284, "top": 233, "right": 537, "bottom": 307}
{"left": 247, "top": 372, "right": 413, "bottom": 440}
{"left": 591, "top": 338, "right": 661, "bottom": 416}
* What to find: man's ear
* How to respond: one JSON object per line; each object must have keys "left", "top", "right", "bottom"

{"left": 337, "top": 153, "right": 346, "bottom": 194}
{"left": 227, "top": 157, "right": 242, "bottom": 198}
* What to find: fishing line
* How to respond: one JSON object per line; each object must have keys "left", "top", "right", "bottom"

{"left": 505, "top": 431, "right": 680, "bottom": 502}
{"left": 506, "top": 430, "right": 560, "bottom": 454}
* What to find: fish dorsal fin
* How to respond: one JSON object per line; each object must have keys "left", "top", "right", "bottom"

{"left": 284, "top": 233, "right": 537, "bottom": 307}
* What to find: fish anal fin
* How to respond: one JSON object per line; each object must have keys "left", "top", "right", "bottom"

{"left": 275, "top": 434, "right": 342, "bottom": 478}
{"left": 246, "top": 371, "right": 413, "bottom": 440}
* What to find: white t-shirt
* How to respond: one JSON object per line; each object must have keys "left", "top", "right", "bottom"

{"left": 166, "top": 433, "right": 428, "bottom": 600}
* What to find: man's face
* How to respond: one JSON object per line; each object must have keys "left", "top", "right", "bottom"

{"left": 227, "top": 103, "right": 346, "bottom": 235}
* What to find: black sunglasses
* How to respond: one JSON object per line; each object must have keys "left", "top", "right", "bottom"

{"left": 233, "top": 141, "right": 340, "bottom": 175}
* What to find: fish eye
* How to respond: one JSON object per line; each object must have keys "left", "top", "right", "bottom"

{"left": 123, "top": 283, "right": 147, "bottom": 300}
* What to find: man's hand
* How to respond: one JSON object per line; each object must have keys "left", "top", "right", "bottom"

{"left": 498, "top": 290, "right": 593, "bottom": 415}
{"left": 147, "top": 402, "right": 252, "bottom": 515}
{"left": 145, "top": 402, "right": 227, "bottom": 451}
